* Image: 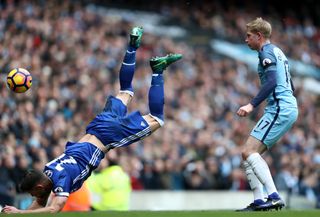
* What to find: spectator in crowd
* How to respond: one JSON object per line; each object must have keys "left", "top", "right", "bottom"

{"left": 87, "top": 151, "right": 131, "bottom": 210}
{"left": 61, "top": 183, "right": 91, "bottom": 212}
{"left": 0, "top": 142, "right": 17, "bottom": 206}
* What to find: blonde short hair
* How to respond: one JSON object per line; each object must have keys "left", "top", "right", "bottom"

{"left": 246, "top": 17, "right": 272, "bottom": 39}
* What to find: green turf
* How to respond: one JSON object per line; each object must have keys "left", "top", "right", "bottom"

{"left": 4, "top": 210, "right": 320, "bottom": 217}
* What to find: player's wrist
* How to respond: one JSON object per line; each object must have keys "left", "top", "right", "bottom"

{"left": 249, "top": 101, "right": 256, "bottom": 108}
{"left": 18, "top": 209, "right": 25, "bottom": 214}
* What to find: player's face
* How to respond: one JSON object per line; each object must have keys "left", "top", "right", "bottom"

{"left": 245, "top": 31, "right": 260, "bottom": 51}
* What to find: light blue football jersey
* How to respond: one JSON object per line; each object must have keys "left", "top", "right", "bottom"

{"left": 257, "top": 43, "right": 297, "bottom": 110}
{"left": 251, "top": 43, "right": 298, "bottom": 147}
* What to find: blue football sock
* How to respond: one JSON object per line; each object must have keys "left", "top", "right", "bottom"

{"left": 148, "top": 74, "right": 164, "bottom": 121}
{"left": 119, "top": 47, "right": 136, "bottom": 93}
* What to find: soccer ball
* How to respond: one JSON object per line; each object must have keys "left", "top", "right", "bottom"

{"left": 7, "top": 68, "right": 32, "bottom": 93}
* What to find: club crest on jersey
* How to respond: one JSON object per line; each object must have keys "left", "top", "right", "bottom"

{"left": 262, "top": 58, "right": 272, "bottom": 66}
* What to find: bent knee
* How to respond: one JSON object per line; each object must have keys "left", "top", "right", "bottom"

{"left": 116, "top": 92, "right": 133, "bottom": 105}
{"left": 241, "top": 136, "right": 265, "bottom": 160}
{"left": 143, "top": 114, "right": 163, "bottom": 132}
{"left": 241, "top": 149, "right": 252, "bottom": 160}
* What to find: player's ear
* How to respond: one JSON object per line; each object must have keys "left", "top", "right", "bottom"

{"left": 35, "top": 183, "right": 45, "bottom": 191}
{"left": 256, "top": 32, "right": 263, "bottom": 39}
{"left": 35, "top": 179, "right": 51, "bottom": 190}
{"left": 34, "top": 183, "right": 51, "bottom": 197}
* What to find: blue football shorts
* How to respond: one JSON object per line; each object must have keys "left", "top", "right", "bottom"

{"left": 250, "top": 107, "right": 298, "bottom": 148}
{"left": 86, "top": 95, "right": 151, "bottom": 149}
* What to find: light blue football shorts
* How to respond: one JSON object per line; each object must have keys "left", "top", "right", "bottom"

{"left": 250, "top": 107, "right": 298, "bottom": 148}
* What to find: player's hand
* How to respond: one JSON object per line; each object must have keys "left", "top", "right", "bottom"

{"left": 1, "top": 205, "right": 21, "bottom": 214}
{"left": 237, "top": 103, "right": 254, "bottom": 117}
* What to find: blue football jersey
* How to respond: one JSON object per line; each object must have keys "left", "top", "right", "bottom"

{"left": 43, "top": 142, "right": 105, "bottom": 197}
{"left": 257, "top": 43, "right": 297, "bottom": 109}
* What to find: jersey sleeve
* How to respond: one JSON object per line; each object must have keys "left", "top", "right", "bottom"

{"left": 259, "top": 48, "right": 277, "bottom": 72}
{"left": 251, "top": 47, "right": 278, "bottom": 107}
{"left": 51, "top": 170, "right": 71, "bottom": 197}
{"left": 250, "top": 70, "right": 277, "bottom": 107}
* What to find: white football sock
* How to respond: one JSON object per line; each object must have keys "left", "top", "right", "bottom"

{"left": 243, "top": 160, "right": 265, "bottom": 201}
{"left": 247, "top": 153, "right": 278, "bottom": 196}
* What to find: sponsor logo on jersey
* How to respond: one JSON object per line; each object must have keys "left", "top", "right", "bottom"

{"left": 140, "top": 121, "right": 146, "bottom": 127}
{"left": 262, "top": 58, "right": 272, "bottom": 66}
{"left": 54, "top": 187, "right": 64, "bottom": 193}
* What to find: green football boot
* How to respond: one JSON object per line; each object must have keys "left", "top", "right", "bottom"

{"left": 129, "top": 26, "right": 144, "bottom": 48}
{"left": 150, "top": 53, "right": 183, "bottom": 72}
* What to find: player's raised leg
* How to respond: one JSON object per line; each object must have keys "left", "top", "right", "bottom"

{"left": 116, "top": 26, "right": 144, "bottom": 105}
{"left": 143, "top": 53, "right": 182, "bottom": 132}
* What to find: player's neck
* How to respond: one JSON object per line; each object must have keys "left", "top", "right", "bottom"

{"left": 259, "top": 40, "right": 270, "bottom": 51}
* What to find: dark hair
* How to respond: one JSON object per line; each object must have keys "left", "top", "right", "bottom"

{"left": 19, "top": 169, "right": 45, "bottom": 192}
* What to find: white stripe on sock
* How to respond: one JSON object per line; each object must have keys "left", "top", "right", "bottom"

{"left": 149, "top": 114, "right": 164, "bottom": 126}
{"left": 119, "top": 90, "right": 134, "bottom": 96}
{"left": 126, "top": 50, "right": 136, "bottom": 54}
{"left": 122, "top": 62, "right": 135, "bottom": 66}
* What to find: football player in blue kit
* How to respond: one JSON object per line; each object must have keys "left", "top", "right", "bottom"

{"left": 236, "top": 18, "right": 298, "bottom": 211}
{"left": 1, "top": 27, "right": 182, "bottom": 214}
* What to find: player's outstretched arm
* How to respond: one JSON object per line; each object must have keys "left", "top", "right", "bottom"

{"left": 1, "top": 199, "right": 43, "bottom": 213}
{"left": 1, "top": 196, "right": 67, "bottom": 214}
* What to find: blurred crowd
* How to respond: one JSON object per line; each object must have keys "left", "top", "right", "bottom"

{"left": 0, "top": 0, "right": 319, "bottom": 209}
{"left": 165, "top": 0, "right": 320, "bottom": 67}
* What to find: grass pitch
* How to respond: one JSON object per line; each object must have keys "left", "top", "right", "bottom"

{"left": 4, "top": 210, "right": 320, "bottom": 217}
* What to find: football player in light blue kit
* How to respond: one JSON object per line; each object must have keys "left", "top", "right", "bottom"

{"left": 236, "top": 18, "right": 298, "bottom": 211}
{"left": 1, "top": 27, "right": 182, "bottom": 214}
